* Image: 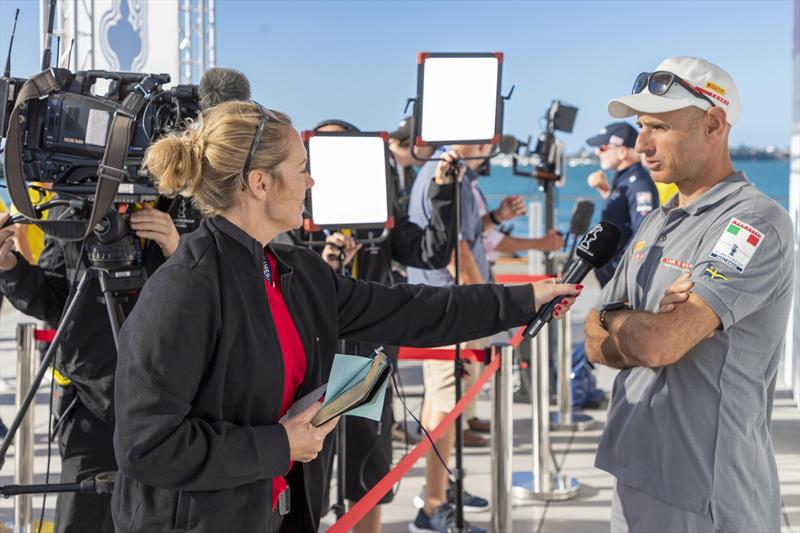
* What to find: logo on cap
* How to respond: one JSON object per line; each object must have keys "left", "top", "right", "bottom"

{"left": 705, "top": 81, "right": 726, "bottom": 96}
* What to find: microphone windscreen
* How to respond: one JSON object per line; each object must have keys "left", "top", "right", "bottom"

{"left": 499, "top": 134, "right": 520, "bottom": 155}
{"left": 199, "top": 67, "right": 251, "bottom": 110}
{"left": 575, "top": 221, "right": 621, "bottom": 268}
{"left": 569, "top": 199, "right": 595, "bottom": 235}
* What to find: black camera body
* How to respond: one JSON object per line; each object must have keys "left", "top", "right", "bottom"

{"left": 1, "top": 68, "right": 199, "bottom": 190}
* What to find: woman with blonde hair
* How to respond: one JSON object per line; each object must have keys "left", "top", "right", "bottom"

{"left": 111, "top": 100, "right": 582, "bottom": 532}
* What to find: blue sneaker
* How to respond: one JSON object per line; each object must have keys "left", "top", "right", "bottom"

{"left": 408, "top": 503, "right": 486, "bottom": 533}
{"left": 447, "top": 486, "right": 490, "bottom": 513}
{"left": 413, "top": 484, "right": 491, "bottom": 513}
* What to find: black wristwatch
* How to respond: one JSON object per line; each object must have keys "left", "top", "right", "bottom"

{"left": 488, "top": 210, "right": 501, "bottom": 226}
{"left": 599, "top": 301, "right": 630, "bottom": 330}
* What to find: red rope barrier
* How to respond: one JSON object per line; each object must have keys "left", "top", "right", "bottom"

{"left": 327, "top": 354, "right": 502, "bottom": 533}
{"left": 494, "top": 274, "right": 553, "bottom": 284}
{"left": 396, "top": 347, "right": 485, "bottom": 362}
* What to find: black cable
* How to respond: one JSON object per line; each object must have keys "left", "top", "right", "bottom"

{"left": 391, "top": 373, "right": 452, "bottom": 477}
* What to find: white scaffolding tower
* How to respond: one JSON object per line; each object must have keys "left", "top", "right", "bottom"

{"left": 40, "top": 0, "right": 215, "bottom": 84}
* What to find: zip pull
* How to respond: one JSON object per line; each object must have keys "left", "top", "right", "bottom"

{"left": 369, "top": 346, "right": 385, "bottom": 359}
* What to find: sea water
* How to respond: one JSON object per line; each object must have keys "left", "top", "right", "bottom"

{"left": 479, "top": 160, "right": 791, "bottom": 237}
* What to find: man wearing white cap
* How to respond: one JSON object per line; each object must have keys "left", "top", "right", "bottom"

{"left": 585, "top": 56, "right": 794, "bottom": 532}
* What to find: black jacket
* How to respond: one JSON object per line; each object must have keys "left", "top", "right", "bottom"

{"left": 0, "top": 197, "right": 201, "bottom": 424}
{"left": 112, "top": 216, "right": 536, "bottom": 532}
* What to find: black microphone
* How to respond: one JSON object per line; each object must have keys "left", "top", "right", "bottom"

{"left": 525, "top": 220, "right": 621, "bottom": 338}
{"left": 198, "top": 67, "right": 251, "bottom": 110}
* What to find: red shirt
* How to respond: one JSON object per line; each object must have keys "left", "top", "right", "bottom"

{"left": 263, "top": 250, "right": 307, "bottom": 510}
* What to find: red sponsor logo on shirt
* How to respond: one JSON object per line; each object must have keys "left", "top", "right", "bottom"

{"left": 660, "top": 257, "right": 693, "bottom": 272}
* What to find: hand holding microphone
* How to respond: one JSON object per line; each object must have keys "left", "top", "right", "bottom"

{"left": 525, "top": 220, "right": 622, "bottom": 337}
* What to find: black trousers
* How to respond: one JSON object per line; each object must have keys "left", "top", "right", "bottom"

{"left": 343, "top": 387, "right": 394, "bottom": 504}
{"left": 54, "top": 396, "right": 116, "bottom": 533}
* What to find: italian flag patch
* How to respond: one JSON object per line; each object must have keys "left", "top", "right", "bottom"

{"left": 709, "top": 218, "right": 765, "bottom": 273}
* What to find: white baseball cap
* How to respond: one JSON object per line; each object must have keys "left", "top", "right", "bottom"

{"left": 608, "top": 56, "right": 741, "bottom": 126}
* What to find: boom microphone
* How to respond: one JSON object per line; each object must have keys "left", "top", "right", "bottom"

{"left": 198, "top": 67, "right": 251, "bottom": 110}
{"left": 525, "top": 220, "right": 621, "bottom": 337}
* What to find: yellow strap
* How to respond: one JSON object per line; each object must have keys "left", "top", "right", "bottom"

{"left": 52, "top": 368, "right": 72, "bottom": 387}
{"left": 342, "top": 229, "right": 358, "bottom": 278}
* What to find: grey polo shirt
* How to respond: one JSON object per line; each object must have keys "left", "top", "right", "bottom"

{"left": 594, "top": 172, "right": 794, "bottom": 532}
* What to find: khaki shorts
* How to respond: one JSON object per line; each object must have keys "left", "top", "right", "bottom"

{"left": 422, "top": 338, "right": 490, "bottom": 414}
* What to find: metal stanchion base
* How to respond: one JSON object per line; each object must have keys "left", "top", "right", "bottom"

{"left": 549, "top": 411, "right": 601, "bottom": 432}
{"left": 510, "top": 471, "right": 581, "bottom": 501}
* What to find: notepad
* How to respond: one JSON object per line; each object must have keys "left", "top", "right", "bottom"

{"left": 311, "top": 350, "right": 392, "bottom": 427}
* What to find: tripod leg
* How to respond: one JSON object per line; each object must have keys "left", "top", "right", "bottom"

{"left": 0, "top": 269, "right": 94, "bottom": 470}
{"left": 96, "top": 272, "right": 126, "bottom": 351}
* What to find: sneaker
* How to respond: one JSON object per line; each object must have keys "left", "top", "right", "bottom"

{"left": 412, "top": 484, "right": 491, "bottom": 513}
{"left": 408, "top": 503, "right": 486, "bottom": 533}
{"left": 0, "top": 418, "right": 7, "bottom": 440}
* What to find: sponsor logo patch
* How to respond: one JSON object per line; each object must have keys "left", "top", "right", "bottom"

{"left": 634, "top": 240, "right": 646, "bottom": 253}
{"left": 609, "top": 134, "right": 624, "bottom": 146}
{"left": 705, "top": 81, "right": 726, "bottom": 96}
{"left": 660, "top": 257, "right": 693, "bottom": 273}
{"left": 702, "top": 265, "right": 728, "bottom": 281}
{"left": 709, "top": 218, "right": 764, "bottom": 273}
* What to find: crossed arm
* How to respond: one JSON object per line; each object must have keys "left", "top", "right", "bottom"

{"left": 585, "top": 276, "right": 721, "bottom": 369}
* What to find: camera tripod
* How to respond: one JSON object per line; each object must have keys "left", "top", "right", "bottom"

{"left": 0, "top": 210, "right": 146, "bottom": 497}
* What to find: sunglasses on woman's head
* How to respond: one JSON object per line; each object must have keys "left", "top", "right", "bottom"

{"left": 241, "top": 102, "right": 280, "bottom": 190}
{"left": 632, "top": 71, "right": 716, "bottom": 109}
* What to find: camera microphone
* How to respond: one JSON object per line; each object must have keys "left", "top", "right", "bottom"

{"left": 525, "top": 220, "right": 621, "bottom": 338}
{"left": 199, "top": 67, "right": 251, "bottom": 110}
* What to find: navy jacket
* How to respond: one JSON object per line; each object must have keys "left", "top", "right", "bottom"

{"left": 596, "top": 162, "right": 659, "bottom": 286}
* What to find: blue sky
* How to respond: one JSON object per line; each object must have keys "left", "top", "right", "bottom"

{"left": 0, "top": 0, "right": 795, "bottom": 150}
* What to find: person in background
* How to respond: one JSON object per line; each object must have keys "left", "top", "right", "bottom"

{"left": 585, "top": 121, "right": 659, "bottom": 287}
{"left": 406, "top": 142, "right": 499, "bottom": 532}
{"left": 312, "top": 118, "right": 456, "bottom": 533}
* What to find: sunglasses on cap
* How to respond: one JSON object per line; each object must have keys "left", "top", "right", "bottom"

{"left": 241, "top": 102, "right": 280, "bottom": 190}
{"left": 632, "top": 71, "right": 716, "bottom": 109}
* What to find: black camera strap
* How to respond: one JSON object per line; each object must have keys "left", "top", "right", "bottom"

{"left": 3, "top": 68, "right": 144, "bottom": 240}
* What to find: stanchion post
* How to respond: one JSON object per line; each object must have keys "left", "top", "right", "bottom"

{"left": 511, "top": 325, "right": 580, "bottom": 501}
{"left": 15, "top": 323, "right": 36, "bottom": 533}
{"left": 550, "top": 310, "right": 599, "bottom": 432}
{"left": 533, "top": 326, "right": 552, "bottom": 492}
{"left": 491, "top": 344, "right": 513, "bottom": 533}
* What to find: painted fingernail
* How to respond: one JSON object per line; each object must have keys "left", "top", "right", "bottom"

{"left": 561, "top": 299, "right": 568, "bottom": 305}
{"left": 555, "top": 304, "right": 561, "bottom": 310}
{"left": 576, "top": 284, "right": 584, "bottom": 290}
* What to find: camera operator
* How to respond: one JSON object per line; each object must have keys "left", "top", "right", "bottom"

{"left": 311, "top": 118, "right": 456, "bottom": 533}
{"left": 111, "top": 100, "right": 582, "bottom": 533}
{"left": 0, "top": 195, "right": 199, "bottom": 532}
